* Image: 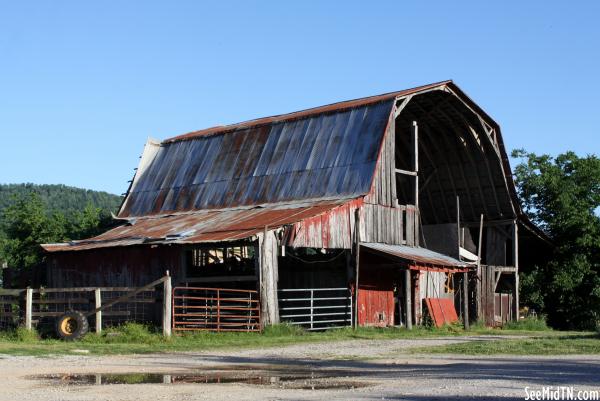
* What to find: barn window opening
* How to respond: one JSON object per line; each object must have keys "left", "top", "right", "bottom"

{"left": 186, "top": 244, "right": 256, "bottom": 278}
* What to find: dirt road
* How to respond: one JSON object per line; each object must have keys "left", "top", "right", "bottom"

{"left": 1, "top": 336, "right": 598, "bottom": 401}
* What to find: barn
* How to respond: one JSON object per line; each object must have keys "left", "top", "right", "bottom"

{"left": 42, "top": 81, "right": 548, "bottom": 330}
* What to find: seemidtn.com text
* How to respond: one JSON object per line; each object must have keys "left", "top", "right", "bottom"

{"left": 525, "top": 387, "right": 599, "bottom": 400}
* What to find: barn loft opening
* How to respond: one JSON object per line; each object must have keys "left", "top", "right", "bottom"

{"left": 395, "top": 90, "right": 515, "bottom": 226}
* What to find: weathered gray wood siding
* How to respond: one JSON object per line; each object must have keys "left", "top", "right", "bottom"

{"left": 258, "top": 229, "right": 280, "bottom": 325}
{"left": 361, "top": 113, "right": 419, "bottom": 246}
{"left": 365, "top": 113, "right": 396, "bottom": 207}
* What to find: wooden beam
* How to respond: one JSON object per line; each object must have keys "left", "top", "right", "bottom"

{"left": 494, "top": 271, "right": 502, "bottom": 290}
{"left": 513, "top": 222, "right": 520, "bottom": 321}
{"left": 440, "top": 97, "right": 505, "bottom": 218}
{"left": 394, "top": 95, "right": 413, "bottom": 118}
{"left": 402, "top": 108, "right": 455, "bottom": 222}
{"left": 419, "top": 167, "right": 437, "bottom": 193}
{"left": 396, "top": 116, "right": 442, "bottom": 223}
{"left": 404, "top": 269, "right": 412, "bottom": 330}
{"left": 457, "top": 195, "right": 461, "bottom": 253}
{"left": 354, "top": 208, "right": 361, "bottom": 329}
{"left": 88, "top": 275, "right": 168, "bottom": 317}
{"left": 476, "top": 213, "right": 484, "bottom": 321}
{"left": 412, "top": 121, "right": 420, "bottom": 245}
{"left": 163, "top": 272, "right": 172, "bottom": 337}
{"left": 430, "top": 104, "right": 490, "bottom": 219}
{"left": 463, "top": 272, "right": 470, "bottom": 329}
{"left": 95, "top": 288, "right": 102, "bottom": 333}
{"left": 413, "top": 118, "right": 465, "bottom": 218}
{"left": 180, "top": 275, "right": 257, "bottom": 283}
{"left": 396, "top": 168, "right": 417, "bottom": 176}
{"left": 25, "top": 288, "right": 32, "bottom": 330}
{"left": 412, "top": 121, "right": 419, "bottom": 211}
{"left": 462, "top": 219, "right": 515, "bottom": 227}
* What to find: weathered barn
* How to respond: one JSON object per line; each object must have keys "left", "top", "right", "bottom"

{"left": 42, "top": 81, "right": 547, "bottom": 329}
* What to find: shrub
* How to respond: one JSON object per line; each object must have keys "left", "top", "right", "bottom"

{"left": 82, "top": 322, "right": 162, "bottom": 344}
{"left": 503, "top": 316, "right": 550, "bottom": 331}
{"left": 0, "top": 327, "right": 40, "bottom": 342}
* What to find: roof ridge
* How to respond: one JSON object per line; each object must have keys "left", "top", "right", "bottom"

{"left": 164, "top": 80, "right": 452, "bottom": 143}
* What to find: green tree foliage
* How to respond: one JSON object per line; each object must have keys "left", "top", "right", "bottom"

{"left": 512, "top": 149, "right": 600, "bottom": 330}
{"left": 0, "top": 193, "right": 67, "bottom": 269}
{"left": 0, "top": 183, "right": 121, "bottom": 226}
{"left": 0, "top": 184, "right": 122, "bottom": 272}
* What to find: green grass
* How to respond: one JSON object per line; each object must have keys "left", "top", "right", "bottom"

{"left": 0, "top": 320, "right": 592, "bottom": 357}
{"left": 414, "top": 333, "right": 600, "bottom": 355}
{"left": 0, "top": 323, "right": 468, "bottom": 356}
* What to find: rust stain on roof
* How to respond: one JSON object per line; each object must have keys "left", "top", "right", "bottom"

{"left": 43, "top": 200, "right": 352, "bottom": 252}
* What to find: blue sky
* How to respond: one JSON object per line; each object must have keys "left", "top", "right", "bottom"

{"left": 1, "top": 1, "right": 598, "bottom": 195}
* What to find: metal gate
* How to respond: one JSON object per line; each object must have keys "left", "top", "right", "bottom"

{"left": 278, "top": 288, "right": 353, "bottom": 330}
{"left": 172, "top": 287, "right": 260, "bottom": 332}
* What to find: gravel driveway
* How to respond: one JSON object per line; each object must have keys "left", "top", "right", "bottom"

{"left": 1, "top": 336, "right": 598, "bottom": 401}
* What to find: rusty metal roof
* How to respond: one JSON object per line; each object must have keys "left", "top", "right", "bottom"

{"left": 119, "top": 99, "right": 396, "bottom": 218}
{"left": 361, "top": 242, "right": 467, "bottom": 268}
{"left": 166, "top": 81, "right": 452, "bottom": 142}
{"left": 43, "top": 200, "right": 351, "bottom": 252}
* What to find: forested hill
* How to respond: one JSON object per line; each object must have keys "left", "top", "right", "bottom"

{"left": 0, "top": 183, "right": 123, "bottom": 218}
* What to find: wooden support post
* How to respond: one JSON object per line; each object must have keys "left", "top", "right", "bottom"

{"left": 25, "top": 288, "right": 33, "bottom": 330}
{"left": 404, "top": 269, "right": 412, "bottom": 330}
{"left": 513, "top": 222, "right": 520, "bottom": 321}
{"left": 354, "top": 209, "right": 361, "bottom": 329}
{"left": 259, "top": 227, "right": 280, "bottom": 326}
{"left": 476, "top": 214, "right": 484, "bottom": 321}
{"left": 411, "top": 121, "right": 419, "bottom": 246}
{"left": 456, "top": 196, "right": 461, "bottom": 252}
{"left": 462, "top": 272, "right": 470, "bottom": 330}
{"left": 95, "top": 288, "right": 102, "bottom": 333}
{"left": 162, "top": 271, "right": 172, "bottom": 337}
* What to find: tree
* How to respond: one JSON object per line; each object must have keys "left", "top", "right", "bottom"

{"left": 69, "top": 203, "right": 102, "bottom": 239}
{"left": 0, "top": 193, "right": 67, "bottom": 270}
{"left": 512, "top": 149, "right": 600, "bottom": 330}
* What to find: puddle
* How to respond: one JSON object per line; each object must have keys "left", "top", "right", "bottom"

{"left": 29, "top": 369, "right": 370, "bottom": 391}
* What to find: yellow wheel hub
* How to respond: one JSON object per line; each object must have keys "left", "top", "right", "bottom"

{"left": 60, "top": 317, "right": 78, "bottom": 335}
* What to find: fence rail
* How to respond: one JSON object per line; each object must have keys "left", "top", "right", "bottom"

{"left": 278, "top": 287, "right": 352, "bottom": 330}
{"left": 172, "top": 287, "right": 260, "bottom": 332}
{"left": 0, "top": 286, "right": 162, "bottom": 332}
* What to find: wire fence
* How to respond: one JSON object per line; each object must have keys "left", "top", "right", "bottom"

{"left": 0, "top": 287, "right": 160, "bottom": 332}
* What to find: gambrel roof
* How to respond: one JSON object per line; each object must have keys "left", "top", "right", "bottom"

{"left": 44, "top": 81, "right": 546, "bottom": 252}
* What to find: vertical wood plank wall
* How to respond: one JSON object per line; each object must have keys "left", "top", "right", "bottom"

{"left": 365, "top": 111, "right": 396, "bottom": 207}
{"left": 258, "top": 230, "right": 280, "bottom": 326}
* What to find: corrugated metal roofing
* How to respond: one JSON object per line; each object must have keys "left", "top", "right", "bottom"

{"left": 361, "top": 242, "right": 467, "bottom": 268}
{"left": 167, "top": 81, "right": 451, "bottom": 142}
{"left": 119, "top": 99, "right": 395, "bottom": 218}
{"left": 43, "top": 200, "right": 350, "bottom": 252}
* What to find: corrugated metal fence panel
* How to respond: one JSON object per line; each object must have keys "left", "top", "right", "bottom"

{"left": 120, "top": 100, "right": 394, "bottom": 218}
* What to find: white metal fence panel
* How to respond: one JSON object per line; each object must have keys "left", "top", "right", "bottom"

{"left": 278, "top": 287, "right": 352, "bottom": 330}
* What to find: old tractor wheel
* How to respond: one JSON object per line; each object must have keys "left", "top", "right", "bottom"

{"left": 56, "top": 311, "right": 89, "bottom": 341}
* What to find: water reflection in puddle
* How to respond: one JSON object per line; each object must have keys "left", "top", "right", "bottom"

{"left": 30, "top": 370, "right": 370, "bottom": 390}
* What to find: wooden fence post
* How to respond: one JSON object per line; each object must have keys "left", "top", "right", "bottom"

{"left": 462, "top": 272, "right": 470, "bottom": 330}
{"left": 95, "top": 289, "right": 102, "bottom": 333}
{"left": 163, "top": 272, "right": 172, "bottom": 337}
{"left": 25, "top": 288, "right": 33, "bottom": 330}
